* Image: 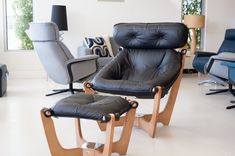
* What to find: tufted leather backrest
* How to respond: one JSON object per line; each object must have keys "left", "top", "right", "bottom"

{"left": 113, "top": 23, "right": 188, "bottom": 49}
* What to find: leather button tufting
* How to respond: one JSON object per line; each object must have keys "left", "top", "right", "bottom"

{"left": 113, "top": 23, "right": 188, "bottom": 49}
{"left": 128, "top": 32, "right": 137, "bottom": 39}
{"left": 153, "top": 33, "right": 164, "bottom": 39}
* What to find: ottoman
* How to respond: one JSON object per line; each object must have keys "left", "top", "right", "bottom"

{"left": 41, "top": 93, "right": 138, "bottom": 156}
{"left": 0, "top": 64, "right": 8, "bottom": 97}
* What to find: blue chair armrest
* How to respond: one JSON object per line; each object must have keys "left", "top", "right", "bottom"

{"left": 194, "top": 51, "right": 217, "bottom": 57}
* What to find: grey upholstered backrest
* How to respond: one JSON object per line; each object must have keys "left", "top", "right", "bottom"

{"left": 26, "top": 22, "right": 73, "bottom": 84}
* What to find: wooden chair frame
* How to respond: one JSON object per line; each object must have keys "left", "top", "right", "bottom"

{"left": 84, "top": 53, "right": 186, "bottom": 138}
{"left": 41, "top": 106, "right": 136, "bottom": 156}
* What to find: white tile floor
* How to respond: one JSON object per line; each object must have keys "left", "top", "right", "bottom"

{"left": 0, "top": 74, "right": 235, "bottom": 156}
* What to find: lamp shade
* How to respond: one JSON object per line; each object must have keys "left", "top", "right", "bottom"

{"left": 51, "top": 5, "right": 68, "bottom": 31}
{"left": 184, "top": 15, "right": 205, "bottom": 28}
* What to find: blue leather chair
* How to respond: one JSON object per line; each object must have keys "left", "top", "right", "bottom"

{"left": 203, "top": 53, "right": 235, "bottom": 95}
{"left": 193, "top": 29, "right": 235, "bottom": 95}
{"left": 193, "top": 29, "right": 235, "bottom": 74}
{"left": 222, "top": 61, "right": 235, "bottom": 109}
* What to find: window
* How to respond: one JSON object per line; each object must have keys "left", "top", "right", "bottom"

{"left": 182, "top": 0, "right": 203, "bottom": 49}
{"left": 4, "top": 0, "right": 33, "bottom": 50}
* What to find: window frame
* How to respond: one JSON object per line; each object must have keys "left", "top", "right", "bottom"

{"left": 182, "top": 0, "right": 204, "bottom": 50}
{"left": 3, "top": 0, "right": 34, "bottom": 52}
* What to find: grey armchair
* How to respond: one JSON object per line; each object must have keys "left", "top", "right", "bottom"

{"left": 26, "top": 22, "right": 98, "bottom": 96}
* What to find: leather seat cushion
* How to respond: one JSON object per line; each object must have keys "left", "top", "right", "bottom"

{"left": 50, "top": 93, "right": 132, "bottom": 122}
{"left": 92, "top": 49, "right": 182, "bottom": 98}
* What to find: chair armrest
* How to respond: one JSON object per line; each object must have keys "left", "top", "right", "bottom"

{"left": 66, "top": 55, "right": 98, "bottom": 82}
{"left": 213, "top": 52, "right": 235, "bottom": 62}
{"left": 66, "top": 55, "right": 98, "bottom": 65}
{"left": 194, "top": 51, "right": 217, "bottom": 57}
{"left": 222, "top": 62, "right": 235, "bottom": 68}
{"left": 205, "top": 52, "right": 235, "bottom": 74}
{"left": 77, "top": 46, "right": 93, "bottom": 57}
{"left": 217, "top": 53, "right": 235, "bottom": 71}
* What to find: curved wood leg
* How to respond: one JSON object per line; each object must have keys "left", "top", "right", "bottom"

{"left": 101, "top": 114, "right": 115, "bottom": 156}
{"left": 83, "top": 82, "right": 96, "bottom": 94}
{"left": 97, "top": 121, "right": 107, "bottom": 131}
{"left": 134, "top": 87, "right": 162, "bottom": 137}
{"left": 40, "top": 109, "right": 83, "bottom": 156}
{"left": 158, "top": 54, "right": 186, "bottom": 125}
{"left": 133, "top": 54, "right": 185, "bottom": 137}
{"left": 75, "top": 118, "right": 86, "bottom": 146}
{"left": 112, "top": 108, "right": 137, "bottom": 155}
{"left": 97, "top": 117, "right": 126, "bottom": 132}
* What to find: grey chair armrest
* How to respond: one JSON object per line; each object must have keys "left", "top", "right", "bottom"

{"left": 213, "top": 52, "right": 235, "bottom": 62}
{"left": 205, "top": 52, "right": 235, "bottom": 82}
{"left": 207, "top": 52, "right": 235, "bottom": 71}
{"left": 66, "top": 55, "right": 98, "bottom": 64}
{"left": 77, "top": 46, "right": 93, "bottom": 57}
{"left": 66, "top": 55, "right": 98, "bottom": 82}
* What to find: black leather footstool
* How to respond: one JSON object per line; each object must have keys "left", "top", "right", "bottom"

{"left": 41, "top": 93, "right": 138, "bottom": 156}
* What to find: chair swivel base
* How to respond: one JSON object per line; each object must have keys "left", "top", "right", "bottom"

{"left": 206, "top": 84, "right": 235, "bottom": 96}
{"left": 41, "top": 93, "right": 138, "bottom": 156}
{"left": 46, "top": 83, "right": 83, "bottom": 96}
{"left": 226, "top": 105, "right": 235, "bottom": 109}
{"left": 46, "top": 88, "right": 83, "bottom": 96}
{"left": 206, "top": 88, "right": 230, "bottom": 95}
{"left": 226, "top": 101, "right": 235, "bottom": 109}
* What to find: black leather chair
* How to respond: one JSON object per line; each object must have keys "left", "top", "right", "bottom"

{"left": 84, "top": 23, "right": 189, "bottom": 137}
{"left": 193, "top": 29, "right": 235, "bottom": 74}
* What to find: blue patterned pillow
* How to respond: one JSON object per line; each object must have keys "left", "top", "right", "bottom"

{"left": 84, "top": 37, "right": 111, "bottom": 57}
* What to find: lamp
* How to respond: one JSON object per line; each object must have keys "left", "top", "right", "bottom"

{"left": 184, "top": 15, "right": 205, "bottom": 54}
{"left": 51, "top": 5, "right": 68, "bottom": 31}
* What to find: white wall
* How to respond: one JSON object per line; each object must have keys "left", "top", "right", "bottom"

{"left": 0, "top": 1, "right": 45, "bottom": 78}
{"left": 204, "top": 0, "right": 235, "bottom": 51}
{"left": 0, "top": 0, "right": 181, "bottom": 78}
{"left": 34, "top": 0, "right": 181, "bottom": 53}
{"left": 2, "top": 0, "right": 235, "bottom": 78}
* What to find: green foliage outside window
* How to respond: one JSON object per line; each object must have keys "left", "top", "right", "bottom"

{"left": 12, "top": 0, "right": 33, "bottom": 50}
{"left": 182, "top": 0, "right": 202, "bottom": 49}
{"left": 182, "top": 0, "right": 202, "bottom": 15}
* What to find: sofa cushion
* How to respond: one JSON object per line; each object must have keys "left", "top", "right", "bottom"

{"left": 84, "top": 37, "right": 112, "bottom": 57}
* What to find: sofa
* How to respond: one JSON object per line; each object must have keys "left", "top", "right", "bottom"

{"left": 77, "top": 37, "right": 121, "bottom": 73}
